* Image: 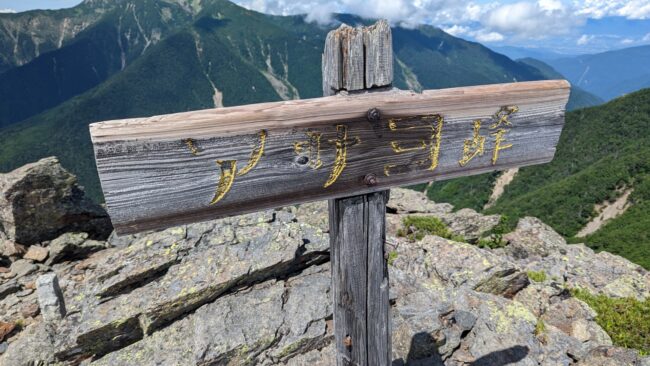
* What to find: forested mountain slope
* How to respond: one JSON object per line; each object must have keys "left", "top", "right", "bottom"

{"left": 427, "top": 89, "right": 650, "bottom": 268}
{"left": 0, "top": 0, "right": 591, "bottom": 201}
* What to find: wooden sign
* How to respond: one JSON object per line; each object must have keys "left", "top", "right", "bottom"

{"left": 90, "top": 79, "right": 570, "bottom": 234}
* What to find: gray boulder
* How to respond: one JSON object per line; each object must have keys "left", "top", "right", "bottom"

{"left": 53, "top": 209, "right": 330, "bottom": 360}
{"left": 36, "top": 273, "right": 66, "bottom": 322}
{"left": 9, "top": 259, "right": 37, "bottom": 279}
{"left": 91, "top": 264, "right": 333, "bottom": 365}
{"left": 390, "top": 235, "right": 529, "bottom": 299}
{"left": 45, "top": 232, "right": 107, "bottom": 265}
{"left": 504, "top": 217, "right": 566, "bottom": 260}
{"left": 0, "top": 157, "right": 112, "bottom": 245}
{"left": 576, "top": 346, "right": 648, "bottom": 366}
{"left": 0, "top": 322, "right": 57, "bottom": 366}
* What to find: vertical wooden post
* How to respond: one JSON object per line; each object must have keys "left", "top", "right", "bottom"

{"left": 323, "top": 20, "right": 392, "bottom": 366}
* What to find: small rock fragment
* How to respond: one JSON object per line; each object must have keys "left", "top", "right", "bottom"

{"left": 21, "top": 302, "right": 41, "bottom": 318}
{"left": 36, "top": 273, "right": 66, "bottom": 322}
{"left": 9, "top": 258, "right": 38, "bottom": 278}
{"left": 0, "top": 321, "right": 16, "bottom": 342}
{"left": 0, "top": 240, "right": 26, "bottom": 258}
{"left": 46, "top": 232, "right": 106, "bottom": 265}
{"left": 0, "top": 281, "right": 21, "bottom": 300}
{"left": 24, "top": 245, "right": 49, "bottom": 262}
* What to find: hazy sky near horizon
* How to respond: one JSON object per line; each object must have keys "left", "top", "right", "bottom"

{"left": 1, "top": 0, "right": 649, "bottom": 54}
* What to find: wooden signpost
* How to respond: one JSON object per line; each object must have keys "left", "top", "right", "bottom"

{"left": 90, "top": 20, "right": 570, "bottom": 366}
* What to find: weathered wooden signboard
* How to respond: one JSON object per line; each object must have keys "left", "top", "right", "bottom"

{"left": 91, "top": 80, "right": 569, "bottom": 234}
{"left": 90, "top": 19, "right": 569, "bottom": 366}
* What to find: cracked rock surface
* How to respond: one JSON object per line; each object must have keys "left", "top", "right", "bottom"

{"left": 1, "top": 160, "right": 649, "bottom": 365}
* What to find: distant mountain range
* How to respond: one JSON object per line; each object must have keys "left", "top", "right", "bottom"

{"left": 500, "top": 45, "right": 650, "bottom": 102}
{"left": 545, "top": 45, "right": 650, "bottom": 102}
{"left": 489, "top": 46, "right": 576, "bottom": 62}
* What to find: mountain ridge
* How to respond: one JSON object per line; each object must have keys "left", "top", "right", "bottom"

{"left": 546, "top": 45, "right": 650, "bottom": 101}
{"left": 0, "top": 0, "right": 597, "bottom": 201}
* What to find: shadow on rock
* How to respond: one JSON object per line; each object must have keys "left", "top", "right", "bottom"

{"left": 393, "top": 333, "right": 529, "bottom": 366}
{"left": 393, "top": 332, "right": 445, "bottom": 366}
{"left": 470, "top": 345, "right": 530, "bottom": 366}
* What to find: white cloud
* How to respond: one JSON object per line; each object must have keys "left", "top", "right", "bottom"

{"left": 617, "top": 0, "right": 650, "bottom": 19}
{"left": 442, "top": 25, "right": 471, "bottom": 37}
{"left": 539, "top": 0, "right": 564, "bottom": 11}
{"left": 0, "top": 8, "right": 16, "bottom": 13}
{"left": 577, "top": 34, "right": 595, "bottom": 45}
{"left": 231, "top": 0, "right": 644, "bottom": 45}
{"left": 578, "top": 0, "right": 650, "bottom": 20}
{"left": 643, "top": 33, "right": 650, "bottom": 42}
{"left": 482, "top": 1, "right": 583, "bottom": 40}
{"left": 234, "top": 0, "right": 493, "bottom": 29}
{"left": 621, "top": 38, "right": 635, "bottom": 44}
{"left": 474, "top": 30, "right": 505, "bottom": 42}
{"left": 305, "top": 3, "right": 338, "bottom": 25}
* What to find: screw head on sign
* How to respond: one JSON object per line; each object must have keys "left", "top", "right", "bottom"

{"left": 367, "top": 108, "right": 381, "bottom": 122}
{"left": 364, "top": 173, "right": 378, "bottom": 186}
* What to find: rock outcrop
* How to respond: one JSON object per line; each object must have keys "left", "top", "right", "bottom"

{"left": 0, "top": 157, "right": 111, "bottom": 246}
{"left": 1, "top": 160, "right": 649, "bottom": 365}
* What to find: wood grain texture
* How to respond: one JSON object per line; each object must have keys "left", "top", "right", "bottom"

{"left": 364, "top": 20, "right": 392, "bottom": 89}
{"left": 330, "top": 195, "right": 369, "bottom": 366}
{"left": 90, "top": 80, "right": 570, "bottom": 234}
{"left": 329, "top": 191, "right": 390, "bottom": 366}
{"left": 327, "top": 21, "right": 392, "bottom": 365}
{"left": 322, "top": 20, "right": 392, "bottom": 96}
{"left": 365, "top": 190, "right": 391, "bottom": 365}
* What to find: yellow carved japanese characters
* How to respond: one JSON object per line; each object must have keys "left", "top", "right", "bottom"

{"left": 237, "top": 130, "right": 267, "bottom": 176}
{"left": 489, "top": 106, "right": 517, "bottom": 164}
{"left": 458, "top": 120, "right": 486, "bottom": 167}
{"left": 183, "top": 138, "right": 199, "bottom": 156}
{"left": 458, "top": 106, "right": 518, "bottom": 167}
{"left": 324, "top": 125, "right": 360, "bottom": 188}
{"left": 209, "top": 130, "right": 267, "bottom": 205}
{"left": 210, "top": 160, "right": 236, "bottom": 205}
{"left": 491, "top": 129, "right": 513, "bottom": 165}
{"left": 293, "top": 132, "right": 323, "bottom": 169}
{"left": 490, "top": 106, "right": 519, "bottom": 129}
{"left": 384, "top": 114, "right": 445, "bottom": 176}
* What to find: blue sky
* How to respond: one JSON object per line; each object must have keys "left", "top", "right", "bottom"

{"left": 0, "top": 0, "right": 81, "bottom": 12}
{"left": 1, "top": 0, "right": 649, "bottom": 55}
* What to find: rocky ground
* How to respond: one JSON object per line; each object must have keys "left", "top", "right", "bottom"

{"left": 1, "top": 158, "right": 649, "bottom": 366}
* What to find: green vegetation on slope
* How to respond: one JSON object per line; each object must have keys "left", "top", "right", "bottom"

{"left": 573, "top": 289, "right": 650, "bottom": 355}
{"left": 0, "top": 31, "right": 217, "bottom": 200}
{"left": 0, "top": 0, "right": 194, "bottom": 128}
{"left": 581, "top": 177, "right": 650, "bottom": 269}
{"left": 397, "top": 216, "right": 465, "bottom": 242}
{"left": 426, "top": 88, "right": 650, "bottom": 269}
{"left": 490, "top": 146, "right": 650, "bottom": 237}
{"left": 427, "top": 172, "right": 499, "bottom": 212}
{"left": 526, "top": 271, "right": 547, "bottom": 283}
